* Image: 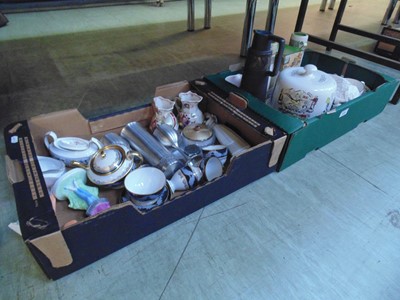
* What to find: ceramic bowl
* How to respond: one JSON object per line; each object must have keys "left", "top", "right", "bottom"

{"left": 124, "top": 167, "right": 166, "bottom": 203}
{"left": 182, "top": 124, "right": 216, "bottom": 148}
{"left": 37, "top": 156, "right": 66, "bottom": 188}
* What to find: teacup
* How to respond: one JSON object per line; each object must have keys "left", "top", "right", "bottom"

{"left": 126, "top": 185, "right": 170, "bottom": 211}
{"left": 124, "top": 167, "right": 169, "bottom": 210}
{"left": 167, "top": 165, "right": 203, "bottom": 193}
{"left": 202, "top": 156, "right": 223, "bottom": 181}
{"left": 202, "top": 144, "right": 228, "bottom": 166}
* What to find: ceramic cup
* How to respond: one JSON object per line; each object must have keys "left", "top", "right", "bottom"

{"left": 202, "top": 144, "right": 228, "bottom": 166}
{"left": 124, "top": 167, "right": 169, "bottom": 210}
{"left": 202, "top": 156, "right": 223, "bottom": 181}
{"left": 167, "top": 165, "right": 203, "bottom": 193}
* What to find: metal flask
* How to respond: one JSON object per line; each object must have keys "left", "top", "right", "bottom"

{"left": 240, "top": 30, "right": 285, "bottom": 100}
{"left": 121, "top": 122, "right": 183, "bottom": 179}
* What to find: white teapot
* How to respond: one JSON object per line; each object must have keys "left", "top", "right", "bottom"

{"left": 44, "top": 131, "right": 102, "bottom": 167}
{"left": 271, "top": 64, "right": 337, "bottom": 119}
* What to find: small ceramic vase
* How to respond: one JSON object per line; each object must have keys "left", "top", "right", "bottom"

{"left": 149, "top": 96, "right": 178, "bottom": 132}
{"left": 176, "top": 91, "right": 204, "bottom": 128}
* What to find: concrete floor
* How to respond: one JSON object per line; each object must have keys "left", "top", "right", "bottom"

{"left": 1, "top": 0, "right": 400, "bottom": 299}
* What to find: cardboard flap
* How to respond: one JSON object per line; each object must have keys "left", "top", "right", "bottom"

{"left": 30, "top": 231, "right": 73, "bottom": 268}
{"left": 89, "top": 105, "right": 153, "bottom": 134}
{"left": 5, "top": 155, "right": 24, "bottom": 184}
{"left": 28, "top": 109, "right": 91, "bottom": 155}
{"left": 269, "top": 135, "right": 287, "bottom": 167}
{"left": 155, "top": 80, "right": 190, "bottom": 98}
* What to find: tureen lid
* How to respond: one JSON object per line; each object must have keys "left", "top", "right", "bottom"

{"left": 182, "top": 124, "right": 213, "bottom": 141}
{"left": 54, "top": 137, "right": 90, "bottom": 151}
{"left": 90, "top": 145, "right": 127, "bottom": 176}
{"left": 280, "top": 64, "right": 336, "bottom": 91}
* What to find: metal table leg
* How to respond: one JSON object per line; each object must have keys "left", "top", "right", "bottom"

{"left": 393, "top": 1, "right": 400, "bottom": 24}
{"left": 265, "top": 0, "right": 280, "bottom": 32}
{"left": 204, "top": 0, "right": 212, "bottom": 29}
{"left": 295, "top": 0, "right": 309, "bottom": 32}
{"left": 320, "top": 0, "right": 328, "bottom": 11}
{"left": 328, "top": 0, "right": 336, "bottom": 10}
{"left": 240, "top": 0, "right": 257, "bottom": 57}
{"left": 187, "top": 0, "right": 195, "bottom": 31}
{"left": 327, "top": 0, "right": 347, "bottom": 49}
{"left": 382, "top": 0, "right": 398, "bottom": 25}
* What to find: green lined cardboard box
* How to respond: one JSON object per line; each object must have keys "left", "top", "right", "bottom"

{"left": 205, "top": 50, "right": 399, "bottom": 170}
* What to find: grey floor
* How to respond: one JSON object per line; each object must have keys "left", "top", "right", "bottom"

{"left": 1, "top": 0, "right": 400, "bottom": 299}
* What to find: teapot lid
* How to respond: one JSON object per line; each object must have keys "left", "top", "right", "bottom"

{"left": 90, "top": 145, "right": 127, "bottom": 176}
{"left": 54, "top": 137, "right": 90, "bottom": 151}
{"left": 280, "top": 64, "right": 336, "bottom": 91}
{"left": 182, "top": 124, "right": 213, "bottom": 141}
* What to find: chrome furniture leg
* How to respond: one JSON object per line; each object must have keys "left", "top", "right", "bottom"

{"left": 320, "top": 0, "right": 328, "bottom": 11}
{"left": 187, "top": 0, "right": 195, "bottom": 31}
{"left": 382, "top": 0, "right": 398, "bottom": 25}
{"left": 240, "top": 0, "right": 257, "bottom": 57}
{"left": 394, "top": 2, "right": 400, "bottom": 24}
{"left": 204, "top": 0, "right": 212, "bottom": 29}
{"left": 265, "top": 0, "right": 279, "bottom": 32}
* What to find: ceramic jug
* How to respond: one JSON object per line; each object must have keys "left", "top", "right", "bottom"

{"left": 149, "top": 96, "right": 178, "bottom": 132}
{"left": 176, "top": 91, "right": 204, "bottom": 128}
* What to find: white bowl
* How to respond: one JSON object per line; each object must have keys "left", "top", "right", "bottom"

{"left": 37, "top": 156, "right": 66, "bottom": 188}
{"left": 124, "top": 167, "right": 166, "bottom": 196}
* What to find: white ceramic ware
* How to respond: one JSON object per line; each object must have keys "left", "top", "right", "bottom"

{"left": 72, "top": 144, "right": 143, "bottom": 189}
{"left": 272, "top": 64, "right": 337, "bottom": 119}
{"left": 124, "top": 167, "right": 166, "bottom": 202}
{"left": 176, "top": 91, "right": 204, "bottom": 128}
{"left": 202, "top": 144, "right": 228, "bottom": 166}
{"left": 182, "top": 124, "right": 216, "bottom": 148}
{"left": 37, "top": 156, "right": 66, "bottom": 188}
{"left": 149, "top": 96, "right": 179, "bottom": 132}
{"left": 213, "top": 124, "right": 250, "bottom": 156}
{"left": 167, "top": 165, "right": 202, "bottom": 193}
{"left": 203, "top": 156, "right": 223, "bottom": 181}
{"left": 44, "top": 131, "right": 102, "bottom": 167}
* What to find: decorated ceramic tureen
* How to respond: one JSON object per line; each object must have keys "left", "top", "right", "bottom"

{"left": 271, "top": 64, "right": 337, "bottom": 119}
{"left": 72, "top": 144, "right": 143, "bottom": 189}
{"left": 44, "top": 131, "right": 102, "bottom": 167}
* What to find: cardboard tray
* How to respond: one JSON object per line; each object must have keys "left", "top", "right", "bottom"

{"left": 204, "top": 50, "right": 400, "bottom": 171}
{"left": 4, "top": 80, "right": 286, "bottom": 279}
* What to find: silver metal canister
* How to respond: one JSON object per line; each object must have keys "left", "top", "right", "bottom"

{"left": 121, "top": 122, "right": 183, "bottom": 179}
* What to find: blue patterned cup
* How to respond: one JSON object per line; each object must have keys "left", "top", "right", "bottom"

{"left": 202, "top": 144, "right": 228, "bottom": 166}
{"left": 124, "top": 167, "right": 169, "bottom": 210}
{"left": 167, "top": 165, "right": 203, "bottom": 193}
